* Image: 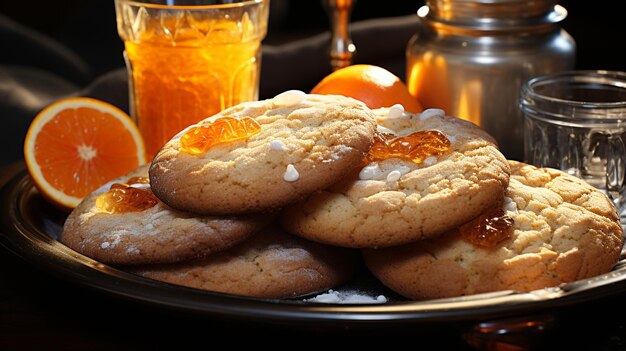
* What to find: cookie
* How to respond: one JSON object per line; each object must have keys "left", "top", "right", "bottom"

{"left": 149, "top": 91, "right": 377, "bottom": 215}
{"left": 363, "top": 161, "right": 624, "bottom": 300}
{"left": 281, "top": 106, "right": 510, "bottom": 248}
{"left": 127, "top": 226, "right": 359, "bottom": 299}
{"left": 60, "top": 165, "right": 266, "bottom": 265}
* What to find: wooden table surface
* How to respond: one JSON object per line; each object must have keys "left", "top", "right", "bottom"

{"left": 2, "top": 162, "right": 626, "bottom": 350}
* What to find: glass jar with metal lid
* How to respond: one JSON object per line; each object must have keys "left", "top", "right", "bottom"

{"left": 406, "top": 0, "right": 576, "bottom": 160}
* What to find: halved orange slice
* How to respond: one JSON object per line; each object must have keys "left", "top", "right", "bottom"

{"left": 23, "top": 97, "right": 146, "bottom": 211}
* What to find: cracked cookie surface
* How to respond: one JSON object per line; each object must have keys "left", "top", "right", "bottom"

{"left": 149, "top": 92, "right": 376, "bottom": 215}
{"left": 281, "top": 107, "right": 510, "bottom": 248}
{"left": 127, "top": 226, "right": 359, "bottom": 299}
{"left": 363, "top": 161, "right": 624, "bottom": 299}
{"left": 61, "top": 165, "right": 265, "bottom": 265}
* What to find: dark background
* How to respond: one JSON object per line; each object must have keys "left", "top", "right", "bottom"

{"left": 0, "top": 0, "right": 624, "bottom": 82}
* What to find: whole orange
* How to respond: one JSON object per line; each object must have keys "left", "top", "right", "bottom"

{"left": 311, "top": 64, "right": 422, "bottom": 113}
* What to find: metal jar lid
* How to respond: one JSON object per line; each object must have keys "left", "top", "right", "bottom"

{"left": 420, "top": 0, "right": 567, "bottom": 31}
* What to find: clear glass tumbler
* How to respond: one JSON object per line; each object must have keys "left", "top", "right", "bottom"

{"left": 115, "top": 0, "right": 269, "bottom": 159}
{"left": 521, "top": 70, "right": 626, "bottom": 223}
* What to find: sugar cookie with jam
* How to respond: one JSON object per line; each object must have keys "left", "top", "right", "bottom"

{"left": 127, "top": 226, "right": 359, "bottom": 299}
{"left": 60, "top": 165, "right": 266, "bottom": 265}
{"left": 149, "top": 91, "right": 377, "bottom": 215}
{"left": 281, "top": 106, "right": 510, "bottom": 248}
{"left": 363, "top": 161, "right": 624, "bottom": 299}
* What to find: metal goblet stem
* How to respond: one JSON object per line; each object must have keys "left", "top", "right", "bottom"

{"left": 322, "top": 0, "right": 356, "bottom": 71}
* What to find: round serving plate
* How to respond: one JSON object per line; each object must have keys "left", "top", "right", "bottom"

{"left": 2, "top": 170, "right": 626, "bottom": 327}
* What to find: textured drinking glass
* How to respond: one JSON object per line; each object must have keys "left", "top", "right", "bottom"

{"left": 115, "top": 0, "right": 269, "bottom": 158}
{"left": 521, "top": 70, "right": 626, "bottom": 223}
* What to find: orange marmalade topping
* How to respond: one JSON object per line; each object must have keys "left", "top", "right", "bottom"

{"left": 366, "top": 130, "right": 450, "bottom": 165}
{"left": 179, "top": 117, "right": 261, "bottom": 155}
{"left": 96, "top": 177, "right": 158, "bottom": 214}
{"left": 460, "top": 208, "right": 514, "bottom": 248}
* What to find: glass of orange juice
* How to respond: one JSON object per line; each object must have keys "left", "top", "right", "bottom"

{"left": 114, "top": 0, "right": 269, "bottom": 159}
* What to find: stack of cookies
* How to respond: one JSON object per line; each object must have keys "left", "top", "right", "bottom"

{"left": 60, "top": 91, "right": 624, "bottom": 300}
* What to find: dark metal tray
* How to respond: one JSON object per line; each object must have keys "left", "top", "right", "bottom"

{"left": 2, "top": 170, "right": 626, "bottom": 327}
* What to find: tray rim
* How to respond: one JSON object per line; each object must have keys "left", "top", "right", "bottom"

{"left": 2, "top": 169, "right": 626, "bottom": 326}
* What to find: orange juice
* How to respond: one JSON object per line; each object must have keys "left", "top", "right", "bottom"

{"left": 115, "top": 0, "right": 269, "bottom": 159}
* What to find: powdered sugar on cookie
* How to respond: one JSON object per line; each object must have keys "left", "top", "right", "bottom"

{"left": 360, "top": 162, "right": 412, "bottom": 181}
{"left": 423, "top": 156, "right": 437, "bottom": 166}
{"left": 503, "top": 196, "right": 518, "bottom": 214}
{"left": 376, "top": 125, "right": 396, "bottom": 135}
{"left": 269, "top": 139, "right": 287, "bottom": 151}
{"left": 283, "top": 164, "right": 300, "bottom": 182}
{"left": 359, "top": 163, "right": 383, "bottom": 180}
{"left": 387, "top": 104, "right": 405, "bottom": 119}
{"left": 273, "top": 90, "right": 307, "bottom": 106}
{"left": 305, "top": 289, "right": 388, "bottom": 304}
{"left": 386, "top": 170, "right": 402, "bottom": 182}
{"left": 419, "top": 108, "right": 445, "bottom": 120}
{"left": 150, "top": 209, "right": 172, "bottom": 221}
